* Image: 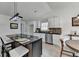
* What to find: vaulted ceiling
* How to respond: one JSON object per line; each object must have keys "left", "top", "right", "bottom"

{"left": 17, "top": 2, "right": 52, "bottom": 20}
{"left": 0, "top": 2, "right": 53, "bottom": 20}
{"left": 1, "top": 2, "right": 79, "bottom": 21}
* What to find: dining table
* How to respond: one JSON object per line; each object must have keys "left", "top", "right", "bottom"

{"left": 65, "top": 40, "right": 79, "bottom": 52}
{"left": 67, "top": 34, "right": 79, "bottom": 40}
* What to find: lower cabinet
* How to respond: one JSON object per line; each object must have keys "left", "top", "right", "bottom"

{"left": 32, "top": 39, "right": 42, "bottom": 57}
{"left": 25, "top": 39, "right": 42, "bottom": 57}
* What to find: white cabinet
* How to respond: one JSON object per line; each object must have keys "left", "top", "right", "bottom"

{"left": 48, "top": 16, "right": 60, "bottom": 28}
{"left": 48, "top": 17, "right": 55, "bottom": 27}
{"left": 48, "top": 17, "right": 61, "bottom": 46}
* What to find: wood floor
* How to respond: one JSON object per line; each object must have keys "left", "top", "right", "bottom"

{"left": 0, "top": 42, "right": 73, "bottom": 57}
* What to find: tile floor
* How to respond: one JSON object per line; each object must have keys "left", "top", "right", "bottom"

{"left": 0, "top": 42, "right": 73, "bottom": 57}
{"left": 42, "top": 42, "right": 73, "bottom": 57}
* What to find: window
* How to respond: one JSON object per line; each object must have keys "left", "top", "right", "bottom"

{"left": 41, "top": 22, "right": 48, "bottom": 31}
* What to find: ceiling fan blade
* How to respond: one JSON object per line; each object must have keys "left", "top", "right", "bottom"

{"left": 9, "top": 13, "right": 19, "bottom": 20}
{"left": 18, "top": 16, "right": 23, "bottom": 18}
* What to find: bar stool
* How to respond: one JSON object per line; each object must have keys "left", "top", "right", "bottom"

{"left": 1, "top": 35, "right": 14, "bottom": 48}
{"left": 0, "top": 37, "right": 29, "bottom": 57}
{"left": 9, "top": 46, "right": 29, "bottom": 57}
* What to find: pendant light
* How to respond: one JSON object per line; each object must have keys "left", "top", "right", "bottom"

{"left": 9, "top": 2, "right": 23, "bottom": 38}
{"left": 77, "top": 14, "right": 79, "bottom": 19}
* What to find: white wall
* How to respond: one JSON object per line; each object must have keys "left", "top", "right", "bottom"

{"left": 25, "top": 20, "right": 41, "bottom": 34}
{"left": 0, "top": 15, "right": 21, "bottom": 36}
{"left": 25, "top": 20, "right": 45, "bottom": 42}
{"left": 21, "top": 20, "right": 28, "bottom": 34}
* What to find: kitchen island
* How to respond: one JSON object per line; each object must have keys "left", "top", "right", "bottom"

{"left": 6, "top": 34, "right": 42, "bottom": 57}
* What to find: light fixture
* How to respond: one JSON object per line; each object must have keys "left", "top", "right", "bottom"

{"left": 9, "top": 2, "right": 23, "bottom": 38}
{"left": 9, "top": 13, "right": 23, "bottom": 21}
{"left": 77, "top": 14, "right": 79, "bottom": 19}
{"left": 9, "top": 13, "right": 23, "bottom": 38}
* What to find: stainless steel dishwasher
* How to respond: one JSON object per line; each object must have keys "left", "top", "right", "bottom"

{"left": 45, "top": 33, "right": 53, "bottom": 45}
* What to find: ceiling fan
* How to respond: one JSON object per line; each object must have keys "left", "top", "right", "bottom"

{"left": 9, "top": 13, "right": 23, "bottom": 21}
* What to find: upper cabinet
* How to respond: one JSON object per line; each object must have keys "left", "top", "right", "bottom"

{"left": 48, "top": 16, "right": 61, "bottom": 28}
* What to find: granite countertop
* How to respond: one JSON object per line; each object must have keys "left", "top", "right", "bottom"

{"left": 6, "top": 34, "right": 41, "bottom": 45}
{"left": 35, "top": 31, "right": 61, "bottom": 35}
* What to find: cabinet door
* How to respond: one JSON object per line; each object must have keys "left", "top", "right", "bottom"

{"left": 32, "top": 39, "right": 42, "bottom": 57}
{"left": 25, "top": 43, "right": 33, "bottom": 57}
{"left": 46, "top": 34, "right": 53, "bottom": 44}
{"left": 48, "top": 17, "right": 60, "bottom": 27}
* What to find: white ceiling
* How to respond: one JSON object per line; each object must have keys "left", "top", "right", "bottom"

{"left": 0, "top": 2, "right": 53, "bottom": 21}
{"left": 0, "top": 2, "right": 15, "bottom": 16}
{"left": 17, "top": 2, "right": 52, "bottom": 20}
{"left": 48, "top": 2, "right": 79, "bottom": 10}
{"left": 1, "top": 2, "right": 79, "bottom": 21}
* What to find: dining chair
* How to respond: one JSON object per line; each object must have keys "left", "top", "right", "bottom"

{"left": 0, "top": 37, "right": 13, "bottom": 57}
{"left": 0, "top": 36, "right": 15, "bottom": 57}
{"left": 1, "top": 35, "right": 14, "bottom": 49}
{"left": 0, "top": 37, "right": 29, "bottom": 57}
{"left": 60, "top": 39, "right": 75, "bottom": 57}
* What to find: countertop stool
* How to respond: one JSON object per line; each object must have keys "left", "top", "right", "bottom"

{"left": 0, "top": 37, "right": 29, "bottom": 57}
{"left": 9, "top": 46, "right": 29, "bottom": 57}
{"left": 0, "top": 36, "right": 14, "bottom": 57}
